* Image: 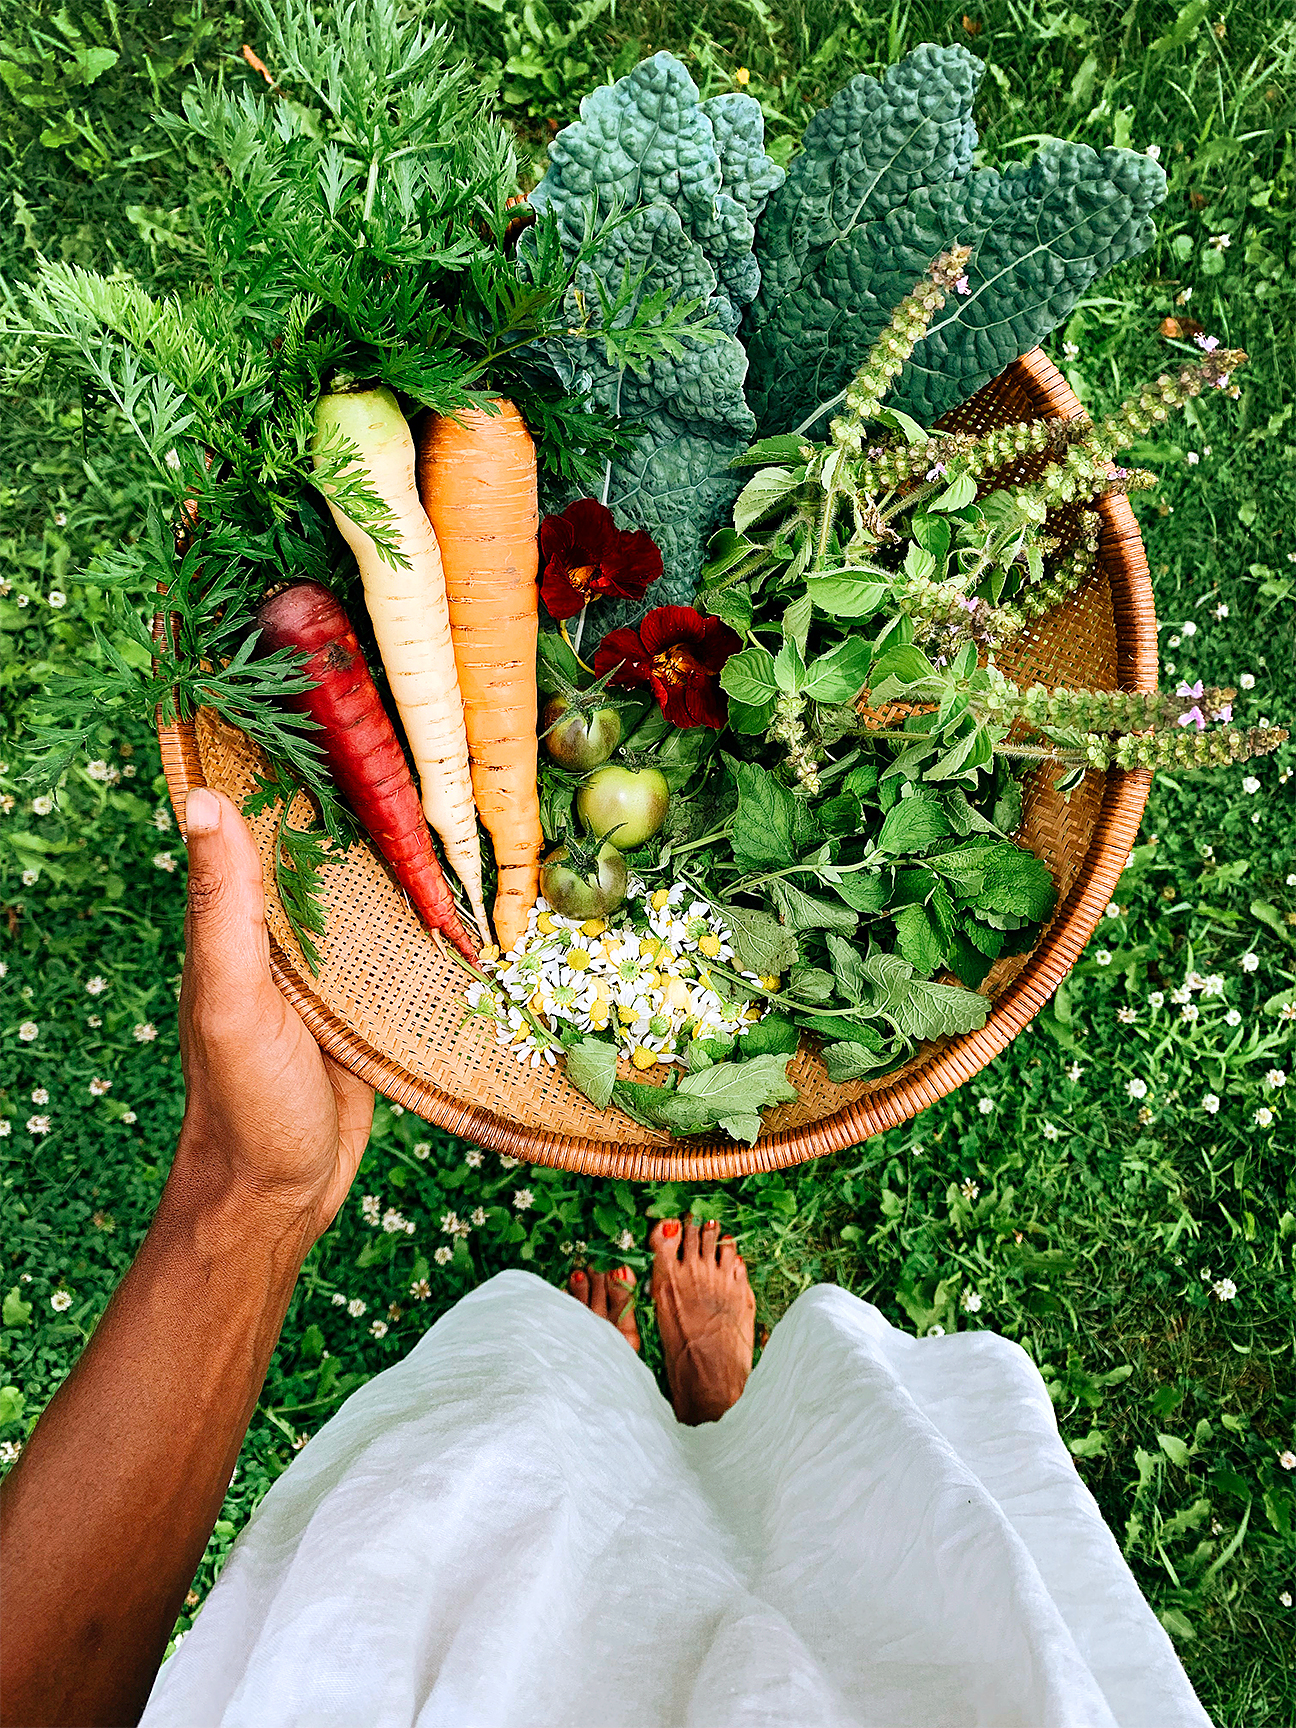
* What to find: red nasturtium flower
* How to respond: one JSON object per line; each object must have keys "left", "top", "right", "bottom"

{"left": 539, "top": 499, "right": 663, "bottom": 620}
{"left": 594, "top": 606, "right": 742, "bottom": 730}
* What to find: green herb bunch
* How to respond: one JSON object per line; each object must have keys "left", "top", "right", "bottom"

{"left": 5, "top": 0, "right": 713, "bottom": 953}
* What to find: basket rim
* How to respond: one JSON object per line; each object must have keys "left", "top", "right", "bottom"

{"left": 157, "top": 348, "right": 1155, "bottom": 1181}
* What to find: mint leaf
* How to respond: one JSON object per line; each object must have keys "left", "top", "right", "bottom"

{"left": 859, "top": 951, "right": 989, "bottom": 1040}
{"left": 770, "top": 879, "right": 858, "bottom": 936}
{"left": 739, "top": 1013, "right": 800, "bottom": 1056}
{"left": 826, "top": 932, "right": 870, "bottom": 1002}
{"left": 720, "top": 902, "right": 799, "bottom": 974}
{"left": 802, "top": 636, "right": 873, "bottom": 702}
{"left": 805, "top": 577, "right": 890, "bottom": 617}
{"left": 893, "top": 902, "right": 947, "bottom": 978}
{"left": 822, "top": 1039, "right": 891, "bottom": 1081}
{"left": 731, "top": 761, "right": 796, "bottom": 869}
{"left": 717, "top": 1111, "right": 764, "bottom": 1143}
{"left": 706, "top": 584, "right": 754, "bottom": 634}
{"left": 788, "top": 963, "right": 836, "bottom": 1003}
{"left": 876, "top": 797, "right": 952, "bottom": 855}
{"left": 833, "top": 868, "right": 893, "bottom": 914}
{"left": 677, "top": 1051, "right": 798, "bottom": 1113}
{"left": 565, "top": 1037, "right": 618, "bottom": 1110}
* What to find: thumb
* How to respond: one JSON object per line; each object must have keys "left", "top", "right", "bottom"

{"left": 182, "top": 787, "right": 272, "bottom": 1004}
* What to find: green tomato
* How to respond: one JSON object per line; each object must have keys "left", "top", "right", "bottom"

{"left": 539, "top": 841, "right": 628, "bottom": 919}
{"left": 540, "top": 695, "right": 621, "bottom": 772}
{"left": 577, "top": 764, "right": 670, "bottom": 850}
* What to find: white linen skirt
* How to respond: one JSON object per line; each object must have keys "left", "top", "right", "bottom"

{"left": 141, "top": 1270, "right": 1209, "bottom": 1728}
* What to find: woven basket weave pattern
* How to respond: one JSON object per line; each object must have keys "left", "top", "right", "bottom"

{"left": 158, "top": 350, "right": 1155, "bottom": 1180}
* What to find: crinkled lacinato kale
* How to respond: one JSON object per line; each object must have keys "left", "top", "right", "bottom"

{"left": 744, "top": 43, "right": 1166, "bottom": 434}
{"left": 528, "top": 53, "right": 782, "bottom": 616}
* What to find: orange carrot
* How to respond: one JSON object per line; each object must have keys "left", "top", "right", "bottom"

{"left": 416, "top": 401, "right": 541, "bottom": 954}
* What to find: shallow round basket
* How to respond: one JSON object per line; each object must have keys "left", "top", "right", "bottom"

{"left": 158, "top": 349, "right": 1155, "bottom": 1180}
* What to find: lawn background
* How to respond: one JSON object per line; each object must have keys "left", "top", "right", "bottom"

{"left": 1, "top": 0, "right": 1294, "bottom": 1715}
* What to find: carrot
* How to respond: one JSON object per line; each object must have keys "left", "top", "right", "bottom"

{"left": 256, "top": 581, "right": 479, "bottom": 962}
{"left": 416, "top": 400, "right": 541, "bottom": 954}
{"left": 311, "top": 386, "right": 489, "bottom": 942}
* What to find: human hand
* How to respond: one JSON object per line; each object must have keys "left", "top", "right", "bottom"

{"left": 174, "top": 787, "right": 374, "bottom": 1243}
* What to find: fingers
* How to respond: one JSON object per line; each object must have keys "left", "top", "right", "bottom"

{"left": 181, "top": 789, "right": 272, "bottom": 1016}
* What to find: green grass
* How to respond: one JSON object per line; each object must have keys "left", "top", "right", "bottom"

{"left": 2, "top": 1, "right": 1294, "bottom": 1718}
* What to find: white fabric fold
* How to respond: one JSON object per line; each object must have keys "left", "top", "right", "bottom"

{"left": 142, "top": 1271, "right": 1209, "bottom": 1728}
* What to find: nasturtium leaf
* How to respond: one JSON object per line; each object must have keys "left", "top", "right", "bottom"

{"left": 566, "top": 1037, "right": 619, "bottom": 1110}
{"left": 720, "top": 645, "right": 779, "bottom": 706}
{"left": 730, "top": 761, "right": 798, "bottom": 869}
{"left": 876, "top": 796, "right": 952, "bottom": 855}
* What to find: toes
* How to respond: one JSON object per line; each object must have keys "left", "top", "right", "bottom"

{"left": 700, "top": 1218, "right": 721, "bottom": 1264}
{"left": 718, "top": 1235, "right": 738, "bottom": 1273}
{"left": 587, "top": 1269, "right": 610, "bottom": 1318}
{"left": 682, "top": 1213, "right": 701, "bottom": 1260}
{"left": 607, "top": 1266, "right": 640, "bottom": 1351}
{"left": 567, "top": 1268, "right": 591, "bottom": 1305}
{"left": 649, "top": 1217, "right": 683, "bottom": 1263}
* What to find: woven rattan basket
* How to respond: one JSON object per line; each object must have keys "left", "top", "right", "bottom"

{"left": 157, "top": 348, "right": 1155, "bottom": 1180}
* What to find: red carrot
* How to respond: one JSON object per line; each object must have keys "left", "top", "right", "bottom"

{"left": 255, "top": 580, "right": 479, "bottom": 962}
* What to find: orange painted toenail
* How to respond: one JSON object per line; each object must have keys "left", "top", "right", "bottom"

{"left": 571, "top": 1269, "right": 585, "bottom": 1281}
{"left": 706, "top": 1219, "right": 717, "bottom": 1228}
{"left": 661, "top": 1220, "right": 680, "bottom": 1238}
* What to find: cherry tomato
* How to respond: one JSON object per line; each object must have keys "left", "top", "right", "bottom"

{"left": 576, "top": 764, "right": 669, "bottom": 850}
{"left": 540, "top": 695, "right": 622, "bottom": 771}
{"left": 539, "top": 841, "right": 628, "bottom": 919}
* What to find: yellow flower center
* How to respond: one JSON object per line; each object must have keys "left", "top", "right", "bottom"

{"left": 631, "top": 1046, "right": 659, "bottom": 1070}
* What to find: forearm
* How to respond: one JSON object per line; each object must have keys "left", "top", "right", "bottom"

{"left": 0, "top": 1143, "right": 314, "bottom": 1728}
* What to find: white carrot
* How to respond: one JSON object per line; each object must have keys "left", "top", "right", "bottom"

{"left": 310, "top": 385, "right": 488, "bottom": 942}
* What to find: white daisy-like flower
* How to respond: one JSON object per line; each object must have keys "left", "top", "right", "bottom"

{"left": 1126, "top": 1078, "right": 1148, "bottom": 1100}
{"left": 960, "top": 1179, "right": 980, "bottom": 1200}
{"left": 434, "top": 1245, "right": 453, "bottom": 1265}
{"left": 47, "top": 590, "right": 66, "bottom": 609}
{"left": 21, "top": 869, "right": 38, "bottom": 887}
{"left": 1202, "top": 975, "right": 1225, "bottom": 998}
{"left": 412, "top": 1141, "right": 431, "bottom": 1160}
{"left": 1117, "top": 1006, "right": 1137, "bottom": 1024}
{"left": 31, "top": 794, "right": 54, "bottom": 816}
{"left": 410, "top": 1279, "right": 431, "bottom": 1300}
{"left": 1278, "top": 1450, "right": 1296, "bottom": 1471}
{"left": 1180, "top": 1004, "right": 1199, "bottom": 1024}
{"left": 50, "top": 1290, "right": 72, "bottom": 1312}
{"left": 977, "top": 1098, "right": 994, "bottom": 1115}
{"left": 1238, "top": 672, "right": 1255, "bottom": 689}
{"left": 1066, "top": 1063, "right": 1083, "bottom": 1082}
{"left": 1171, "top": 987, "right": 1191, "bottom": 1005}
{"left": 87, "top": 1015, "right": 101, "bottom": 1028}
{"left": 121, "top": 1111, "right": 136, "bottom": 1125}
{"left": 1242, "top": 776, "right": 1261, "bottom": 795}
{"left": 1202, "top": 1094, "right": 1220, "bottom": 1115}
{"left": 17, "top": 1022, "right": 38, "bottom": 1043}
{"left": 1105, "top": 902, "right": 1121, "bottom": 919}
{"left": 0, "top": 1121, "right": 10, "bottom": 1138}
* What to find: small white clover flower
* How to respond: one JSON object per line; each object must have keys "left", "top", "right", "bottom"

{"left": 133, "top": 1023, "right": 157, "bottom": 1043}
{"left": 369, "top": 1320, "right": 388, "bottom": 1338}
{"left": 1171, "top": 987, "right": 1191, "bottom": 1005}
{"left": 153, "top": 807, "right": 172, "bottom": 832}
{"left": 0, "top": 1121, "right": 10, "bottom": 1138}
{"left": 152, "top": 852, "right": 177, "bottom": 873}
{"left": 1148, "top": 992, "right": 1165, "bottom": 1009}
{"left": 21, "top": 869, "right": 38, "bottom": 887}
{"left": 1180, "top": 1004, "right": 1200, "bottom": 1024}
{"left": 1041, "top": 1122, "right": 1060, "bottom": 1142}
{"left": 1202, "top": 1094, "right": 1220, "bottom": 1115}
{"left": 1241, "top": 953, "right": 1259, "bottom": 973}
{"left": 440, "top": 1211, "right": 460, "bottom": 1235}
{"left": 1066, "top": 1063, "right": 1083, "bottom": 1082}
{"left": 960, "top": 1290, "right": 983, "bottom": 1313}
{"left": 472, "top": 1207, "right": 487, "bottom": 1228}
{"left": 1254, "top": 1107, "right": 1274, "bottom": 1128}
{"left": 513, "top": 1188, "right": 534, "bottom": 1211}
{"left": 1105, "top": 902, "right": 1121, "bottom": 918}
{"left": 1225, "top": 1007, "right": 1243, "bottom": 1027}
{"left": 121, "top": 1111, "right": 136, "bottom": 1125}
{"left": 1242, "top": 776, "right": 1261, "bottom": 795}
{"left": 410, "top": 1279, "right": 431, "bottom": 1300}
{"left": 331, "top": 1292, "right": 347, "bottom": 1306}
{"left": 1238, "top": 672, "right": 1255, "bottom": 690}
{"left": 1095, "top": 949, "right": 1112, "bottom": 966}
{"left": 1185, "top": 451, "right": 1199, "bottom": 465}
{"left": 1126, "top": 1078, "right": 1148, "bottom": 1100}
{"left": 977, "top": 1098, "right": 994, "bottom": 1115}
{"left": 465, "top": 1148, "right": 483, "bottom": 1167}
{"left": 434, "top": 1245, "right": 453, "bottom": 1265}
{"left": 31, "top": 1087, "right": 48, "bottom": 1105}
{"left": 380, "top": 1209, "right": 408, "bottom": 1235}
{"left": 1278, "top": 1450, "right": 1296, "bottom": 1471}
{"left": 31, "top": 793, "right": 54, "bottom": 816}
{"left": 498, "top": 1153, "right": 520, "bottom": 1170}
{"left": 346, "top": 1298, "right": 366, "bottom": 1318}
{"left": 1214, "top": 603, "right": 1229, "bottom": 620}
{"left": 50, "top": 1290, "right": 72, "bottom": 1312}
{"left": 1182, "top": 621, "right": 1197, "bottom": 638}
{"left": 1266, "top": 1070, "right": 1286, "bottom": 1089}
{"left": 360, "top": 1194, "right": 381, "bottom": 1225}
{"left": 1211, "top": 1278, "right": 1237, "bottom": 1301}
{"left": 1117, "top": 1006, "right": 1137, "bottom": 1024}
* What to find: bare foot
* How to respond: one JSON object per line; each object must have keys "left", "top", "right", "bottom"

{"left": 648, "top": 1215, "right": 755, "bottom": 1424}
{"left": 567, "top": 1266, "right": 640, "bottom": 1353}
